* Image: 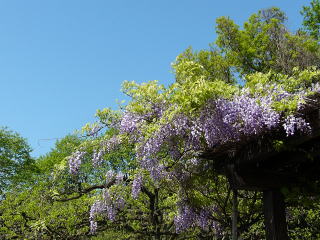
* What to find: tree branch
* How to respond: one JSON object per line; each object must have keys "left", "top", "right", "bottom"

{"left": 55, "top": 179, "right": 116, "bottom": 202}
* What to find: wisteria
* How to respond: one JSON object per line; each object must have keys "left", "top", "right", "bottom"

{"left": 119, "top": 112, "right": 143, "bottom": 134}
{"left": 113, "top": 195, "right": 126, "bottom": 210}
{"left": 149, "top": 164, "right": 168, "bottom": 182}
{"left": 210, "top": 91, "right": 280, "bottom": 141}
{"left": 103, "top": 188, "right": 111, "bottom": 202}
{"left": 105, "top": 170, "right": 115, "bottom": 183}
{"left": 135, "top": 114, "right": 198, "bottom": 179}
{"left": 101, "top": 135, "right": 122, "bottom": 153}
{"left": 132, "top": 174, "right": 143, "bottom": 199}
{"left": 174, "top": 205, "right": 197, "bottom": 233}
{"left": 134, "top": 85, "right": 316, "bottom": 173}
{"left": 283, "top": 115, "right": 311, "bottom": 136}
{"left": 116, "top": 172, "right": 124, "bottom": 183}
{"left": 91, "top": 136, "right": 122, "bottom": 167}
{"left": 68, "top": 150, "right": 86, "bottom": 174}
{"left": 89, "top": 200, "right": 105, "bottom": 234}
{"left": 92, "top": 149, "right": 104, "bottom": 166}
{"left": 67, "top": 69, "right": 320, "bottom": 237}
{"left": 133, "top": 88, "right": 286, "bottom": 184}
{"left": 106, "top": 205, "right": 116, "bottom": 221}
{"left": 174, "top": 204, "right": 220, "bottom": 233}
{"left": 89, "top": 188, "right": 127, "bottom": 233}
{"left": 104, "top": 189, "right": 125, "bottom": 221}
{"left": 84, "top": 82, "right": 317, "bottom": 235}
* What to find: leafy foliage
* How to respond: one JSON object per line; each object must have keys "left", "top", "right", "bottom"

{"left": 301, "top": 0, "right": 320, "bottom": 40}
{"left": 216, "top": 8, "right": 320, "bottom": 75}
{"left": 0, "top": 127, "right": 36, "bottom": 196}
{"left": 2, "top": 2, "right": 320, "bottom": 240}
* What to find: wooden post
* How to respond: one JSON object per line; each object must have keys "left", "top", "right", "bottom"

{"left": 232, "top": 189, "right": 238, "bottom": 240}
{"left": 263, "top": 189, "right": 289, "bottom": 240}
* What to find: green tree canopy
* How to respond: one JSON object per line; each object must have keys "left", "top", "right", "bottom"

{"left": 0, "top": 127, "right": 36, "bottom": 195}
{"left": 216, "top": 7, "right": 320, "bottom": 76}
{"left": 301, "top": 0, "right": 320, "bottom": 40}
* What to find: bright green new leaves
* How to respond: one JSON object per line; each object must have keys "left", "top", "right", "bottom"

{"left": 172, "top": 46, "right": 234, "bottom": 84}
{"left": 122, "top": 80, "right": 167, "bottom": 115}
{"left": 95, "top": 107, "right": 122, "bottom": 128}
{"left": 122, "top": 77, "right": 237, "bottom": 117}
{"left": 169, "top": 79, "right": 237, "bottom": 115}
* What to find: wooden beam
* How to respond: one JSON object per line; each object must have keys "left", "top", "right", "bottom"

{"left": 263, "top": 190, "right": 289, "bottom": 240}
{"left": 226, "top": 164, "right": 295, "bottom": 191}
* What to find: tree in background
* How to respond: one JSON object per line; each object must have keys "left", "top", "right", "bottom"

{"left": 0, "top": 127, "right": 36, "bottom": 196}
{"left": 216, "top": 7, "right": 319, "bottom": 75}
{"left": 0, "top": 135, "right": 94, "bottom": 239}
{"left": 301, "top": 0, "right": 320, "bottom": 40}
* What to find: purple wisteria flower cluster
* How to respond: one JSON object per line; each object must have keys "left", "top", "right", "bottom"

{"left": 92, "top": 135, "right": 122, "bottom": 166}
{"left": 119, "top": 103, "right": 165, "bottom": 141}
{"left": 92, "top": 149, "right": 104, "bottom": 166}
{"left": 101, "top": 135, "right": 122, "bottom": 152}
{"left": 201, "top": 91, "right": 280, "bottom": 148}
{"left": 120, "top": 112, "right": 143, "bottom": 134}
{"left": 131, "top": 174, "right": 143, "bottom": 199}
{"left": 89, "top": 188, "right": 126, "bottom": 233}
{"left": 283, "top": 115, "right": 311, "bottom": 136}
{"left": 89, "top": 200, "right": 105, "bottom": 234}
{"left": 68, "top": 150, "right": 86, "bottom": 174}
{"left": 174, "top": 204, "right": 221, "bottom": 234}
{"left": 105, "top": 170, "right": 115, "bottom": 183}
{"left": 134, "top": 114, "right": 201, "bottom": 182}
{"left": 104, "top": 170, "right": 125, "bottom": 184}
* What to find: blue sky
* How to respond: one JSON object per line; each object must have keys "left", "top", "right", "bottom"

{"left": 0, "top": 0, "right": 311, "bottom": 157}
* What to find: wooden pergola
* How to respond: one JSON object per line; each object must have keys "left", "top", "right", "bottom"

{"left": 201, "top": 101, "right": 320, "bottom": 239}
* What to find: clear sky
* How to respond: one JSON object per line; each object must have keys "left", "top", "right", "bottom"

{"left": 0, "top": 0, "right": 312, "bottom": 157}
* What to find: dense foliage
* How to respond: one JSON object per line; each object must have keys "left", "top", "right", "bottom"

{"left": 301, "top": 0, "right": 320, "bottom": 40}
{"left": 1, "top": 2, "right": 320, "bottom": 239}
{"left": 0, "top": 127, "right": 35, "bottom": 196}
